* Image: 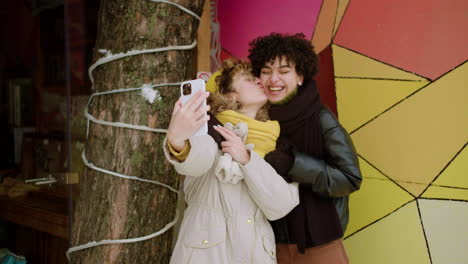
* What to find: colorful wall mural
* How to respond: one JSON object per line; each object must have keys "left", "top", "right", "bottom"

{"left": 209, "top": 0, "right": 468, "bottom": 263}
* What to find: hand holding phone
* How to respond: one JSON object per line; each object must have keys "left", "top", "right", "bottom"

{"left": 179, "top": 79, "right": 208, "bottom": 137}
{"left": 167, "top": 81, "right": 209, "bottom": 151}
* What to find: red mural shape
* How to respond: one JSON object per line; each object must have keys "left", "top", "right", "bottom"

{"left": 334, "top": 0, "right": 468, "bottom": 80}
{"left": 315, "top": 45, "right": 337, "bottom": 115}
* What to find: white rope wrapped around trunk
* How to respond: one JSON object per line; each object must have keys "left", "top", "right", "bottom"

{"left": 67, "top": 0, "right": 201, "bottom": 261}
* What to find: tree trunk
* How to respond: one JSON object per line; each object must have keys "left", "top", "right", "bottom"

{"left": 70, "top": 0, "right": 205, "bottom": 263}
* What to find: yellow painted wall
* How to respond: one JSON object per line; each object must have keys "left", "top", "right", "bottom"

{"left": 336, "top": 35, "right": 468, "bottom": 264}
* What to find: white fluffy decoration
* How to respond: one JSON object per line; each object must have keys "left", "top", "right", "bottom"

{"left": 141, "top": 84, "right": 161, "bottom": 103}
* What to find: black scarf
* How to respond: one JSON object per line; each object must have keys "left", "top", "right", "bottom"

{"left": 269, "top": 80, "right": 343, "bottom": 253}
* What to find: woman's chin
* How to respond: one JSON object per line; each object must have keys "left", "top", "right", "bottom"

{"left": 267, "top": 93, "right": 286, "bottom": 103}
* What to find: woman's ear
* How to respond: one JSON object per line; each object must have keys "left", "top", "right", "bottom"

{"left": 297, "top": 75, "right": 304, "bottom": 86}
{"left": 227, "top": 91, "right": 238, "bottom": 101}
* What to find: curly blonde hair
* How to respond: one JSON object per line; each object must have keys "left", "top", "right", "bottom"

{"left": 208, "top": 58, "right": 270, "bottom": 121}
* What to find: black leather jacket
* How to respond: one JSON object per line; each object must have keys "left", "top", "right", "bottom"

{"left": 289, "top": 107, "right": 362, "bottom": 232}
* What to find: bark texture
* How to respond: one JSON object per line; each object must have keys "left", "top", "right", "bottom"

{"left": 70, "top": 0, "right": 205, "bottom": 263}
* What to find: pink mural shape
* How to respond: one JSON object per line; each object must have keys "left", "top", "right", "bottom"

{"left": 218, "top": 0, "right": 323, "bottom": 59}
{"left": 334, "top": 0, "right": 468, "bottom": 80}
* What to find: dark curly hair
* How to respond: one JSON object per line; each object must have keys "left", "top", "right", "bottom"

{"left": 248, "top": 33, "right": 319, "bottom": 83}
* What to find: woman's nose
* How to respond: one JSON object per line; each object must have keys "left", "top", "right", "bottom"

{"left": 255, "top": 78, "right": 261, "bottom": 85}
{"left": 270, "top": 71, "right": 280, "bottom": 82}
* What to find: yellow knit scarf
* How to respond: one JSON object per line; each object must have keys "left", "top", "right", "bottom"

{"left": 215, "top": 110, "right": 280, "bottom": 158}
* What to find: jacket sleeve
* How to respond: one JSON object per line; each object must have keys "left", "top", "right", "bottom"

{"left": 289, "top": 109, "right": 362, "bottom": 198}
{"left": 163, "top": 134, "right": 218, "bottom": 177}
{"left": 241, "top": 151, "right": 300, "bottom": 221}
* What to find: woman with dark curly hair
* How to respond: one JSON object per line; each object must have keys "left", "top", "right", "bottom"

{"left": 248, "top": 33, "right": 362, "bottom": 263}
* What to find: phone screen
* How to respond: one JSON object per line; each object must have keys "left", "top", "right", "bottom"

{"left": 180, "top": 79, "right": 208, "bottom": 137}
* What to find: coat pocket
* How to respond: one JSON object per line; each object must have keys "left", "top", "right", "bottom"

{"left": 184, "top": 226, "right": 226, "bottom": 249}
{"left": 261, "top": 220, "right": 276, "bottom": 260}
{"left": 183, "top": 226, "right": 228, "bottom": 264}
{"left": 262, "top": 235, "right": 276, "bottom": 260}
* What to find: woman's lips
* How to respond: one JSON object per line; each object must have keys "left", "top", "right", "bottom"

{"left": 269, "top": 87, "right": 284, "bottom": 91}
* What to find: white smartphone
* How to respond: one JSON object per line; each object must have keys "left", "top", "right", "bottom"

{"left": 180, "top": 79, "right": 208, "bottom": 137}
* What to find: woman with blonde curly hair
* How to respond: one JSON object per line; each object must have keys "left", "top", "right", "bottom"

{"left": 164, "top": 58, "right": 299, "bottom": 264}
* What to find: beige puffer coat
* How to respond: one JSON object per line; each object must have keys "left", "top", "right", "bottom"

{"left": 164, "top": 135, "right": 299, "bottom": 264}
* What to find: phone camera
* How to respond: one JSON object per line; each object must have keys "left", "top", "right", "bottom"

{"left": 182, "top": 83, "right": 192, "bottom": 95}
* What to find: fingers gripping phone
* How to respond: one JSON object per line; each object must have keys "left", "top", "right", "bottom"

{"left": 180, "top": 79, "right": 208, "bottom": 137}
